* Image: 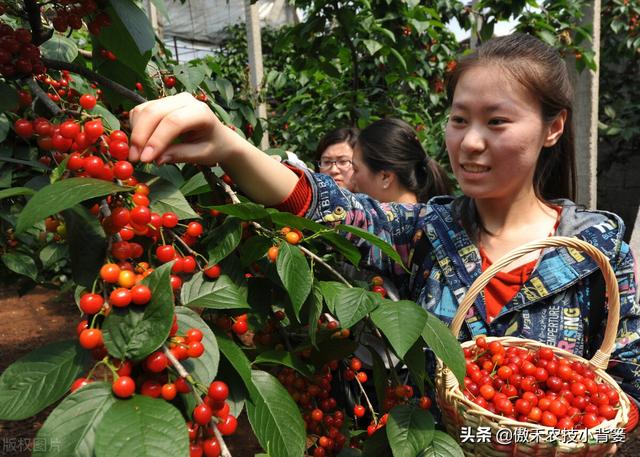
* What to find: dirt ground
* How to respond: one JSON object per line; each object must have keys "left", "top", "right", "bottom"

{"left": 0, "top": 285, "right": 638, "bottom": 456}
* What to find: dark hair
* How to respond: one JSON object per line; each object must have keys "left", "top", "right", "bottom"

{"left": 357, "top": 118, "right": 452, "bottom": 202}
{"left": 314, "top": 127, "right": 360, "bottom": 166}
{"left": 446, "top": 33, "right": 577, "bottom": 234}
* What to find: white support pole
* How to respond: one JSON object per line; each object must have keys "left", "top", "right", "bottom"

{"left": 569, "top": 1, "right": 601, "bottom": 209}
{"left": 145, "top": 0, "right": 162, "bottom": 39}
{"left": 244, "top": 0, "right": 269, "bottom": 150}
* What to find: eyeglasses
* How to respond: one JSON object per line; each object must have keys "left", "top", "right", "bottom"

{"left": 317, "top": 159, "right": 353, "bottom": 170}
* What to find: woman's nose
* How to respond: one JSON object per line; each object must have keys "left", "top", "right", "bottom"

{"left": 460, "top": 127, "right": 486, "bottom": 153}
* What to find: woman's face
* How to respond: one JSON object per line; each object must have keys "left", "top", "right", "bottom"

{"left": 445, "top": 64, "right": 564, "bottom": 203}
{"left": 319, "top": 142, "right": 355, "bottom": 190}
{"left": 351, "top": 145, "right": 386, "bottom": 200}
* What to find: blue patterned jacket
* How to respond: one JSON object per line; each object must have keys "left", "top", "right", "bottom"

{"left": 302, "top": 170, "right": 640, "bottom": 400}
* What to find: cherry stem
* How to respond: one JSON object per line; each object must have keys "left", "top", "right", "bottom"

{"left": 163, "top": 346, "right": 232, "bottom": 457}
{"left": 354, "top": 370, "right": 378, "bottom": 425}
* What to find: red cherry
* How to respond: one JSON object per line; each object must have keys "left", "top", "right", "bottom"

{"left": 192, "top": 404, "right": 213, "bottom": 425}
{"left": 353, "top": 405, "right": 365, "bottom": 417}
{"left": 113, "top": 161, "right": 134, "bottom": 180}
{"left": 130, "top": 205, "right": 151, "bottom": 225}
{"left": 79, "top": 94, "right": 97, "bottom": 110}
{"left": 14, "top": 119, "right": 33, "bottom": 138}
{"left": 79, "top": 293, "right": 104, "bottom": 314}
{"left": 216, "top": 414, "right": 237, "bottom": 435}
{"left": 162, "top": 212, "right": 179, "bottom": 228}
{"left": 131, "top": 284, "right": 152, "bottom": 305}
{"left": 112, "top": 376, "right": 135, "bottom": 398}
{"left": 59, "top": 120, "right": 80, "bottom": 139}
{"left": 231, "top": 320, "right": 248, "bottom": 335}
{"left": 156, "top": 245, "right": 176, "bottom": 263}
{"left": 204, "top": 264, "right": 221, "bottom": 279}
{"left": 208, "top": 381, "right": 229, "bottom": 402}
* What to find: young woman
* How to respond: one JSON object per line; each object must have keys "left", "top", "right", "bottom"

{"left": 353, "top": 118, "right": 451, "bottom": 203}
{"left": 128, "top": 33, "right": 640, "bottom": 401}
{"left": 314, "top": 127, "right": 359, "bottom": 191}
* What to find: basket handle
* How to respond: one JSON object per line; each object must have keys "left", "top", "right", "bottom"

{"left": 449, "top": 236, "right": 620, "bottom": 370}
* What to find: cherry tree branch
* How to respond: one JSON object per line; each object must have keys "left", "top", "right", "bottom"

{"left": 27, "top": 78, "right": 62, "bottom": 116}
{"left": 24, "top": 0, "right": 53, "bottom": 46}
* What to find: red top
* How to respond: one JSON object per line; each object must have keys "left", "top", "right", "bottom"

{"left": 481, "top": 206, "right": 563, "bottom": 322}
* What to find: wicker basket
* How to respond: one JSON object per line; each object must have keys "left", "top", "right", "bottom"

{"left": 435, "top": 236, "right": 631, "bottom": 456}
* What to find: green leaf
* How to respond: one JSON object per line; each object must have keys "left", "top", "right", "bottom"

{"left": 175, "top": 307, "right": 219, "bottom": 385}
{"left": 0, "top": 82, "right": 19, "bottom": 112}
{"left": 102, "top": 263, "right": 174, "bottom": 361}
{"left": 417, "top": 430, "right": 464, "bottom": 457}
{"left": 319, "top": 282, "right": 377, "bottom": 329}
{"left": 94, "top": 395, "right": 189, "bottom": 457}
{"left": 389, "top": 47, "right": 408, "bottom": 72}
{"left": 387, "top": 404, "right": 435, "bottom": 457}
{"left": 40, "top": 35, "right": 78, "bottom": 62}
{"left": 362, "top": 39, "right": 383, "bottom": 55}
{"left": 92, "top": 105, "right": 120, "bottom": 131}
{"left": 0, "top": 340, "right": 90, "bottom": 420}
{"left": 181, "top": 271, "right": 249, "bottom": 309}
{"left": 16, "top": 177, "right": 128, "bottom": 233}
{"left": 110, "top": 0, "right": 155, "bottom": 55}
{"left": 370, "top": 300, "right": 427, "bottom": 358}
{"left": 62, "top": 206, "right": 108, "bottom": 288}
{"left": 174, "top": 63, "right": 208, "bottom": 93}
{"left": 362, "top": 428, "right": 391, "bottom": 457}
{"left": 239, "top": 235, "right": 272, "bottom": 267}
{"left": 336, "top": 224, "right": 405, "bottom": 269}
{"left": 143, "top": 164, "right": 184, "bottom": 189}
{"left": 50, "top": 155, "right": 70, "bottom": 184}
{"left": 0, "top": 186, "right": 35, "bottom": 199}
{"left": 310, "top": 338, "right": 358, "bottom": 367}
{"left": 403, "top": 342, "right": 426, "bottom": 395}
{"left": 211, "top": 202, "right": 271, "bottom": 220}
{"left": 215, "top": 78, "right": 234, "bottom": 104}
{"left": 1, "top": 252, "right": 38, "bottom": 280}
{"left": 149, "top": 0, "right": 169, "bottom": 19}
{"left": 307, "top": 283, "right": 324, "bottom": 347}
{"left": 206, "top": 216, "right": 243, "bottom": 265}
{"left": 536, "top": 30, "right": 556, "bottom": 46}
{"left": 253, "top": 350, "right": 313, "bottom": 378}
{"left": 0, "top": 114, "right": 10, "bottom": 142}
{"left": 33, "top": 382, "right": 116, "bottom": 457}
{"left": 39, "top": 243, "right": 69, "bottom": 269}
{"left": 215, "top": 330, "right": 255, "bottom": 395}
{"left": 276, "top": 242, "right": 312, "bottom": 320}
{"left": 180, "top": 172, "right": 210, "bottom": 196}
{"left": 422, "top": 312, "right": 465, "bottom": 385}
{"left": 367, "top": 344, "right": 389, "bottom": 409}
{"left": 246, "top": 370, "right": 306, "bottom": 457}
{"left": 149, "top": 179, "right": 199, "bottom": 220}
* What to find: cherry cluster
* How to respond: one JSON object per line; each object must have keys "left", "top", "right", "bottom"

{"left": 463, "top": 337, "right": 621, "bottom": 429}
{"left": 188, "top": 381, "right": 237, "bottom": 457}
{"left": 48, "top": 0, "right": 110, "bottom": 35}
{"left": 0, "top": 24, "right": 44, "bottom": 78}
{"left": 35, "top": 71, "right": 102, "bottom": 105}
{"left": 277, "top": 364, "right": 348, "bottom": 457}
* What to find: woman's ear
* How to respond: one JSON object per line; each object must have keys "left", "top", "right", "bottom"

{"left": 544, "top": 109, "right": 567, "bottom": 147}
{"left": 379, "top": 170, "right": 395, "bottom": 189}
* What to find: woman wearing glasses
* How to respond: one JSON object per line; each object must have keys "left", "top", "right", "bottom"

{"left": 353, "top": 118, "right": 452, "bottom": 203}
{"left": 314, "top": 127, "right": 359, "bottom": 191}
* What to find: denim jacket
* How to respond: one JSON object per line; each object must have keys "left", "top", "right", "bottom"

{"left": 303, "top": 171, "right": 640, "bottom": 400}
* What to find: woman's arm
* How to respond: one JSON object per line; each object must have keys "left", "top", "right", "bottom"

{"left": 128, "top": 93, "right": 298, "bottom": 206}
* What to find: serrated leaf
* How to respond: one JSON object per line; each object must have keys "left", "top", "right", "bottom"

{"left": 336, "top": 224, "right": 406, "bottom": 269}
{"left": 215, "top": 330, "right": 255, "bottom": 395}
{"left": 33, "top": 382, "right": 116, "bottom": 457}
{"left": 0, "top": 340, "right": 90, "bottom": 420}
{"left": 94, "top": 396, "right": 189, "bottom": 457}
{"left": 149, "top": 179, "right": 199, "bottom": 220}
{"left": 143, "top": 163, "right": 184, "bottom": 189}
{"left": 422, "top": 312, "right": 465, "bottom": 385}
{"left": 16, "top": 177, "right": 128, "bottom": 233}
{"left": 206, "top": 216, "right": 243, "bottom": 265}
{"left": 39, "top": 243, "right": 69, "bottom": 269}
{"left": 276, "top": 242, "right": 312, "bottom": 320}
{"left": 387, "top": 404, "right": 434, "bottom": 457}
{"left": 180, "top": 172, "right": 210, "bottom": 196}
{"left": 370, "top": 300, "right": 427, "bottom": 358}
{"left": 403, "top": 342, "right": 426, "bottom": 395}
{"left": 417, "top": 430, "right": 464, "bottom": 457}
{"left": 181, "top": 271, "right": 249, "bottom": 309}
{"left": 253, "top": 350, "right": 313, "bottom": 378}
{"left": 215, "top": 78, "right": 234, "bottom": 104}
{"left": 1, "top": 252, "right": 38, "bottom": 280}
{"left": 175, "top": 307, "right": 219, "bottom": 385}
{"left": 246, "top": 370, "right": 306, "bottom": 457}
{"left": 102, "top": 263, "right": 174, "bottom": 361}
{"left": 0, "top": 82, "right": 19, "bottom": 112}
{"left": 319, "top": 281, "right": 377, "bottom": 328}
{"left": 40, "top": 35, "right": 78, "bottom": 63}
{"left": 62, "top": 206, "right": 108, "bottom": 288}
{"left": 210, "top": 202, "right": 271, "bottom": 220}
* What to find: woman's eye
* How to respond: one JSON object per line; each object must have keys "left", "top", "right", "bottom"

{"left": 450, "top": 115, "right": 465, "bottom": 124}
{"left": 488, "top": 118, "right": 507, "bottom": 126}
